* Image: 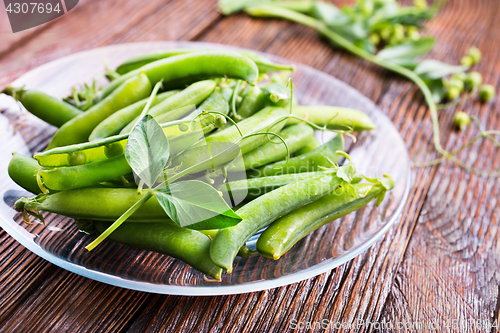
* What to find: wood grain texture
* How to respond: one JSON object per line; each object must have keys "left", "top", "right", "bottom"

{"left": 0, "top": 0, "right": 499, "bottom": 332}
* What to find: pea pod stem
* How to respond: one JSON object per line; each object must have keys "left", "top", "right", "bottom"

{"left": 130, "top": 80, "right": 163, "bottom": 129}
{"left": 245, "top": 5, "right": 498, "bottom": 177}
{"left": 85, "top": 190, "right": 153, "bottom": 251}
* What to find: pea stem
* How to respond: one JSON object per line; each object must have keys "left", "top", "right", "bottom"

{"left": 85, "top": 190, "right": 153, "bottom": 251}
{"left": 245, "top": 5, "right": 499, "bottom": 177}
{"left": 131, "top": 79, "right": 163, "bottom": 129}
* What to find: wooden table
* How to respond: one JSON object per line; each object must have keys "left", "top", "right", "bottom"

{"left": 1, "top": 0, "right": 499, "bottom": 331}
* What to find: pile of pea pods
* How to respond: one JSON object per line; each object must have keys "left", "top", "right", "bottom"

{"left": 4, "top": 49, "right": 394, "bottom": 279}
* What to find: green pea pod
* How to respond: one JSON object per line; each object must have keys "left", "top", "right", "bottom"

{"left": 93, "top": 221, "right": 222, "bottom": 280}
{"left": 8, "top": 153, "right": 42, "bottom": 194}
{"left": 47, "top": 73, "right": 152, "bottom": 149}
{"left": 35, "top": 111, "right": 226, "bottom": 168}
{"left": 114, "top": 49, "right": 293, "bottom": 75}
{"left": 198, "top": 230, "right": 257, "bottom": 258}
{"left": 120, "top": 80, "right": 216, "bottom": 134}
{"left": 171, "top": 106, "right": 288, "bottom": 175}
{"left": 286, "top": 106, "right": 376, "bottom": 131}
{"left": 261, "top": 81, "right": 291, "bottom": 106}
{"left": 38, "top": 155, "right": 132, "bottom": 191}
{"left": 237, "top": 85, "right": 266, "bottom": 119}
{"left": 15, "top": 188, "right": 170, "bottom": 222}
{"left": 154, "top": 105, "right": 196, "bottom": 125}
{"left": 249, "top": 134, "right": 344, "bottom": 177}
{"left": 257, "top": 180, "right": 394, "bottom": 259}
{"left": 219, "top": 170, "right": 364, "bottom": 200}
{"left": 100, "top": 51, "right": 259, "bottom": 101}
{"left": 228, "top": 123, "right": 314, "bottom": 171}
{"left": 89, "top": 90, "right": 179, "bottom": 141}
{"left": 193, "top": 90, "right": 230, "bottom": 119}
{"left": 210, "top": 172, "right": 341, "bottom": 272}
{"left": 294, "top": 135, "right": 321, "bottom": 155}
{"left": 2, "top": 87, "right": 82, "bottom": 128}
{"left": 219, "top": 86, "right": 234, "bottom": 102}
{"left": 115, "top": 49, "right": 199, "bottom": 74}
{"left": 219, "top": 171, "right": 327, "bottom": 200}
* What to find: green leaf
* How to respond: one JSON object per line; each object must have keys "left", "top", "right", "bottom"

{"left": 423, "top": 78, "right": 445, "bottom": 103}
{"left": 313, "top": 2, "right": 368, "bottom": 43}
{"left": 155, "top": 180, "right": 242, "bottom": 230}
{"left": 377, "top": 38, "right": 435, "bottom": 65}
{"left": 384, "top": 7, "right": 436, "bottom": 26}
{"left": 125, "top": 114, "right": 170, "bottom": 188}
{"left": 414, "top": 60, "right": 468, "bottom": 80}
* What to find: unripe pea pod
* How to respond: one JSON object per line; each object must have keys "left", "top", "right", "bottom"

{"left": 248, "top": 134, "right": 344, "bottom": 177}
{"left": 171, "top": 106, "right": 288, "bottom": 175}
{"left": 460, "top": 55, "right": 474, "bottom": 67}
{"left": 465, "top": 72, "right": 482, "bottom": 90}
{"left": 89, "top": 90, "right": 179, "bottom": 141}
{"left": 38, "top": 155, "right": 132, "bottom": 191}
{"left": 466, "top": 46, "right": 481, "bottom": 64}
{"left": 257, "top": 181, "right": 393, "bottom": 260}
{"left": 454, "top": 111, "right": 470, "bottom": 131}
{"left": 99, "top": 51, "right": 259, "bottom": 101}
{"left": 8, "top": 153, "right": 42, "bottom": 194}
{"left": 120, "top": 80, "right": 216, "bottom": 134}
{"left": 48, "top": 73, "right": 152, "bottom": 149}
{"left": 2, "top": 87, "right": 82, "bottom": 128}
{"left": 227, "top": 123, "right": 314, "bottom": 171}
{"left": 93, "top": 221, "right": 223, "bottom": 280}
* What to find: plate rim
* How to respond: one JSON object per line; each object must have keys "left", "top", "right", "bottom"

{"left": 1, "top": 41, "right": 412, "bottom": 296}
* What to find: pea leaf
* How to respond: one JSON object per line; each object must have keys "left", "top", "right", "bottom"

{"left": 423, "top": 78, "right": 445, "bottom": 103}
{"left": 313, "top": 2, "right": 368, "bottom": 43}
{"left": 382, "top": 7, "right": 436, "bottom": 26}
{"left": 377, "top": 38, "right": 435, "bottom": 66}
{"left": 155, "top": 180, "right": 242, "bottom": 230}
{"left": 414, "top": 60, "right": 468, "bottom": 80}
{"left": 125, "top": 114, "right": 169, "bottom": 188}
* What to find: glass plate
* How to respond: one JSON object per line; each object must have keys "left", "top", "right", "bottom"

{"left": 0, "top": 42, "right": 411, "bottom": 295}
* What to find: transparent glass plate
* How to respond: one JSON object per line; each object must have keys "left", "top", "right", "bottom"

{"left": 0, "top": 42, "right": 411, "bottom": 295}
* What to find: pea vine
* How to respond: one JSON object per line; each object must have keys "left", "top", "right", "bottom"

{"left": 220, "top": 0, "right": 499, "bottom": 177}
